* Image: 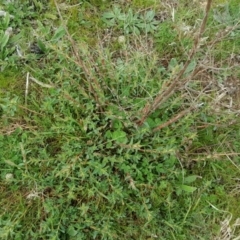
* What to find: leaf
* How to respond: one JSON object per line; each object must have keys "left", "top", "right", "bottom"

{"left": 1, "top": 33, "right": 9, "bottom": 51}
{"left": 37, "top": 39, "right": 47, "bottom": 53}
{"left": 136, "top": 23, "right": 146, "bottom": 29}
{"left": 112, "top": 129, "right": 127, "bottom": 143}
{"left": 168, "top": 58, "right": 178, "bottom": 70}
{"left": 150, "top": 23, "right": 159, "bottom": 30}
{"left": 4, "top": 160, "right": 20, "bottom": 168}
{"left": 102, "top": 18, "right": 115, "bottom": 26}
{"left": 113, "top": 119, "right": 123, "bottom": 129}
{"left": 112, "top": 129, "right": 126, "bottom": 139}
{"left": 184, "top": 60, "right": 196, "bottom": 75}
{"left": 118, "top": 13, "right": 126, "bottom": 21}
{"left": 152, "top": 20, "right": 160, "bottom": 25}
{"left": 184, "top": 175, "right": 198, "bottom": 184}
{"left": 178, "top": 184, "right": 197, "bottom": 193}
{"left": 213, "top": 5, "right": 232, "bottom": 25}
{"left": 67, "top": 226, "right": 78, "bottom": 237}
{"left": 146, "top": 117, "right": 156, "bottom": 128}
{"left": 44, "top": 13, "right": 58, "bottom": 20}
{"left": 102, "top": 11, "right": 115, "bottom": 19}
{"left": 145, "top": 10, "right": 155, "bottom": 21}
{"left": 3, "top": 12, "right": 10, "bottom": 28}
{"left": 133, "top": 26, "right": 140, "bottom": 35}
{"left": 51, "top": 26, "right": 66, "bottom": 42}
{"left": 104, "top": 130, "right": 112, "bottom": 139}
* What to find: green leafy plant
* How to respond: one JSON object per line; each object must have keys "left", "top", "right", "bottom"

{"left": 213, "top": 2, "right": 240, "bottom": 26}
{"left": 0, "top": 13, "right": 13, "bottom": 64}
{"left": 102, "top": 6, "right": 160, "bottom": 34}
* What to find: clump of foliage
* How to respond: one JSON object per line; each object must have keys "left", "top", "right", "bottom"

{"left": 102, "top": 6, "right": 160, "bottom": 34}
{"left": 1, "top": 0, "right": 240, "bottom": 239}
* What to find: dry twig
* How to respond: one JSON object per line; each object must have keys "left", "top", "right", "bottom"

{"left": 153, "top": 104, "right": 199, "bottom": 132}
{"left": 136, "top": 0, "right": 213, "bottom": 126}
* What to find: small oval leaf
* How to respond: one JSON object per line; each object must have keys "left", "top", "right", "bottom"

{"left": 178, "top": 184, "right": 197, "bottom": 193}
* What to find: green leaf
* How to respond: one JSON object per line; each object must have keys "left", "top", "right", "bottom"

{"left": 1, "top": 33, "right": 9, "bottom": 51}
{"left": 104, "top": 130, "right": 112, "bottom": 139}
{"left": 37, "top": 39, "right": 47, "bottom": 53}
{"left": 145, "top": 10, "right": 155, "bottom": 21}
{"left": 102, "top": 18, "right": 115, "bottom": 26}
{"left": 44, "top": 13, "right": 58, "bottom": 20}
{"left": 184, "top": 175, "right": 198, "bottom": 184}
{"left": 178, "top": 184, "right": 197, "bottom": 193}
{"left": 102, "top": 12, "right": 115, "bottom": 19}
{"left": 118, "top": 13, "right": 126, "bottom": 21}
{"left": 133, "top": 26, "right": 140, "bottom": 35}
{"left": 168, "top": 58, "right": 178, "bottom": 70}
{"left": 67, "top": 226, "right": 78, "bottom": 237}
{"left": 184, "top": 60, "right": 196, "bottom": 75}
{"left": 113, "top": 119, "right": 123, "bottom": 129}
{"left": 146, "top": 117, "right": 156, "bottom": 128}
{"left": 152, "top": 20, "right": 160, "bottom": 25}
{"left": 136, "top": 23, "right": 146, "bottom": 29}
{"left": 4, "top": 160, "right": 20, "bottom": 168}
{"left": 51, "top": 26, "right": 66, "bottom": 42}
{"left": 3, "top": 13, "right": 10, "bottom": 28}
{"left": 112, "top": 129, "right": 127, "bottom": 143}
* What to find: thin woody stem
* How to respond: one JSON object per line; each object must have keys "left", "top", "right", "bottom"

{"left": 137, "top": 0, "right": 213, "bottom": 126}
{"left": 153, "top": 104, "right": 198, "bottom": 132}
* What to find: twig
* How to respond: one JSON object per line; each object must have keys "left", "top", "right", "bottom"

{"left": 208, "top": 20, "right": 240, "bottom": 46}
{"left": 25, "top": 73, "right": 54, "bottom": 105}
{"left": 136, "top": 0, "right": 213, "bottom": 126}
{"left": 153, "top": 104, "right": 200, "bottom": 132}
{"left": 19, "top": 105, "right": 45, "bottom": 116}
{"left": 25, "top": 72, "right": 29, "bottom": 105}
{"left": 30, "top": 76, "right": 54, "bottom": 88}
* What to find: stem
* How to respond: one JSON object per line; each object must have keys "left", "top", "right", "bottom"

{"left": 136, "top": 0, "right": 213, "bottom": 126}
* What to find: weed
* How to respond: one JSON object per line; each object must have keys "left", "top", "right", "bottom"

{"left": 102, "top": 5, "right": 160, "bottom": 35}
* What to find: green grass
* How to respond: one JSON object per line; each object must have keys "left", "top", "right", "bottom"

{"left": 1, "top": 0, "right": 240, "bottom": 239}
